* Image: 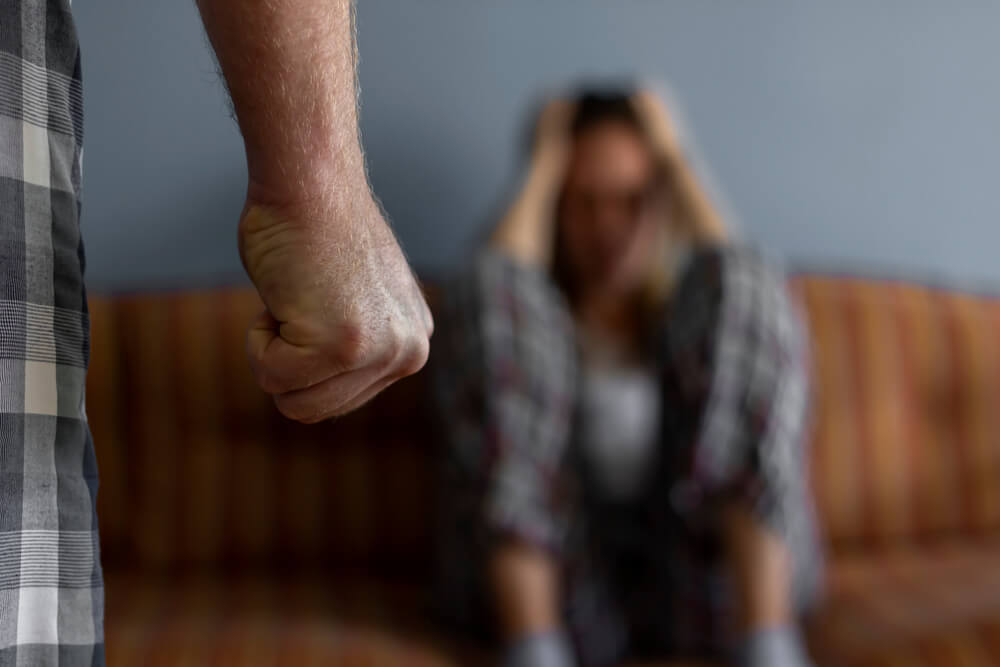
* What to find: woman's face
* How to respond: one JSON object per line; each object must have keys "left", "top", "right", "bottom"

{"left": 559, "top": 121, "right": 664, "bottom": 300}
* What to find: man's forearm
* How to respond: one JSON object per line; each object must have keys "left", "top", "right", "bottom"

{"left": 196, "top": 0, "right": 369, "bottom": 211}
{"left": 193, "top": 0, "right": 432, "bottom": 423}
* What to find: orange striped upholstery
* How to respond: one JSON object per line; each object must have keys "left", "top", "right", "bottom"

{"left": 86, "top": 276, "right": 1000, "bottom": 666}
{"left": 103, "top": 572, "right": 478, "bottom": 667}
{"left": 805, "top": 538, "right": 1000, "bottom": 667}
{"left": 86, "top": 295, "right": 129, "bottom": 563}
{"left": 790, "top": 277, "right": 1000, "bottom": 551}
{"left": 89, "top": 287, "right": 436, "bottom": 572}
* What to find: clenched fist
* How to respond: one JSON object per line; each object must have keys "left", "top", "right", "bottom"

{"left": 239, "top": 195, "right": 433, "bottom": 422}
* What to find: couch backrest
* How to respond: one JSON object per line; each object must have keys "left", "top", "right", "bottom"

{"left": 87, "top": 288, "right": 436, "bottom": 574}
{"left": 791, "top": 276, "right": 1000, "bottom": 553}
{"left": 88, "top": 277, "right": 1000, "bottom": 572}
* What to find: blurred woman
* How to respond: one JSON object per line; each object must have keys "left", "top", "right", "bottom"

{"left": 431, "top": 86, "right": 821, "bottom": 667}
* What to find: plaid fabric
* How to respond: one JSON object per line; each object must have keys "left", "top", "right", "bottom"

{"left": 432, "top": 247, "right": 820, "bottom": 665}
{"left": 0, "top": 2, "right": 104, "bottom": 665}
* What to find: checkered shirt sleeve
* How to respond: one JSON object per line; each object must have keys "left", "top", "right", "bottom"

{"left": 663, "top": 247, "right": 814, "bottom": 553}
{"left": 433, "top": 250, "right": 578, "bottom": 553}
{"left": 0, "top": 1, "right": 105, "bottom": 665}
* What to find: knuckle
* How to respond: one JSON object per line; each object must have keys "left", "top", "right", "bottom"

{"left": 424, "top": 306, "right": 435, "bottom": 338}
{"left": 392, "top": 330, "right": 430, "bottom": 379}
{"left": 336, "top": 311, "right": 430, "bottom": 379}
{"left": 331, "top": 321, "right": 370, "bottom": 370}
{"left": 408, "top": 334, "right": 431, "bottom": 375}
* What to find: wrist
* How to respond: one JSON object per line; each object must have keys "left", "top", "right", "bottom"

{"left": 237, "top": 183, "right": 383, "bottom": 281}
{"left": 244, "top": 170, "right": 376, "bottom": 230}
{"left": 530, "top": 146, "right": 567, "bottom": 185}
{"left": 243, "top": 112, "right": 373, "bottom": 213}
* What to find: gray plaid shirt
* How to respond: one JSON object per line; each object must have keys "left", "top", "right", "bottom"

{"left": 0, "top": 1, "right": 104, "bottom": 665}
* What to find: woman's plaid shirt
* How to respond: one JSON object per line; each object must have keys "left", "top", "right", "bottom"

{"left": 433, "top": 246, "right": 822, "bottom": 664}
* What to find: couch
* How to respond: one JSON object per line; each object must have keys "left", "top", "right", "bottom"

{"left": 85, "top": 273, "right": 1000, "bottom": 666}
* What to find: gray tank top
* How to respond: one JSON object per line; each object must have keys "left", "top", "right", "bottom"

{"left": 577, "top": 327, "right": 662, "bottom": 502}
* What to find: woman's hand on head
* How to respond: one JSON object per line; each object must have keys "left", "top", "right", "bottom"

{"left": 490, "top": 97, "right": 575, "bottom": 269}
{"left": 632, "top": 89, "right": 684, "bottom": 168}
{"left": 530, "top": 98, "right": 576, "bottom": 183}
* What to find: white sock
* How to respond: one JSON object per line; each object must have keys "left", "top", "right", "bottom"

{"left": 502, "top": 631, "right": 575, "bottom": 667}
{"left": 737, "top": 626, "right": 814, "bottom": 667}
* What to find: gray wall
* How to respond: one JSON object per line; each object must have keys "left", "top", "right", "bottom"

{"left": 75, "top": 2, "right": 1000, "bottom": 292}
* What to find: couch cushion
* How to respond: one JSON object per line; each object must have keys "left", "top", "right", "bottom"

{"left": 104, "top": 571, "right": 484, "bottom": 666}
{"left": 791, "top": 277, "right": 1000, "bottom": 551}
{"left": 806, "top": 537, "right": 1000, "bottom": 666}
{"left": 103, "top": 573, "right": 726, "bottom": 667}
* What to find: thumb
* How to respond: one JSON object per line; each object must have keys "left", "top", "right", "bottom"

{"left": 246, "top": 309, "right": 333, "bottom": 395}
